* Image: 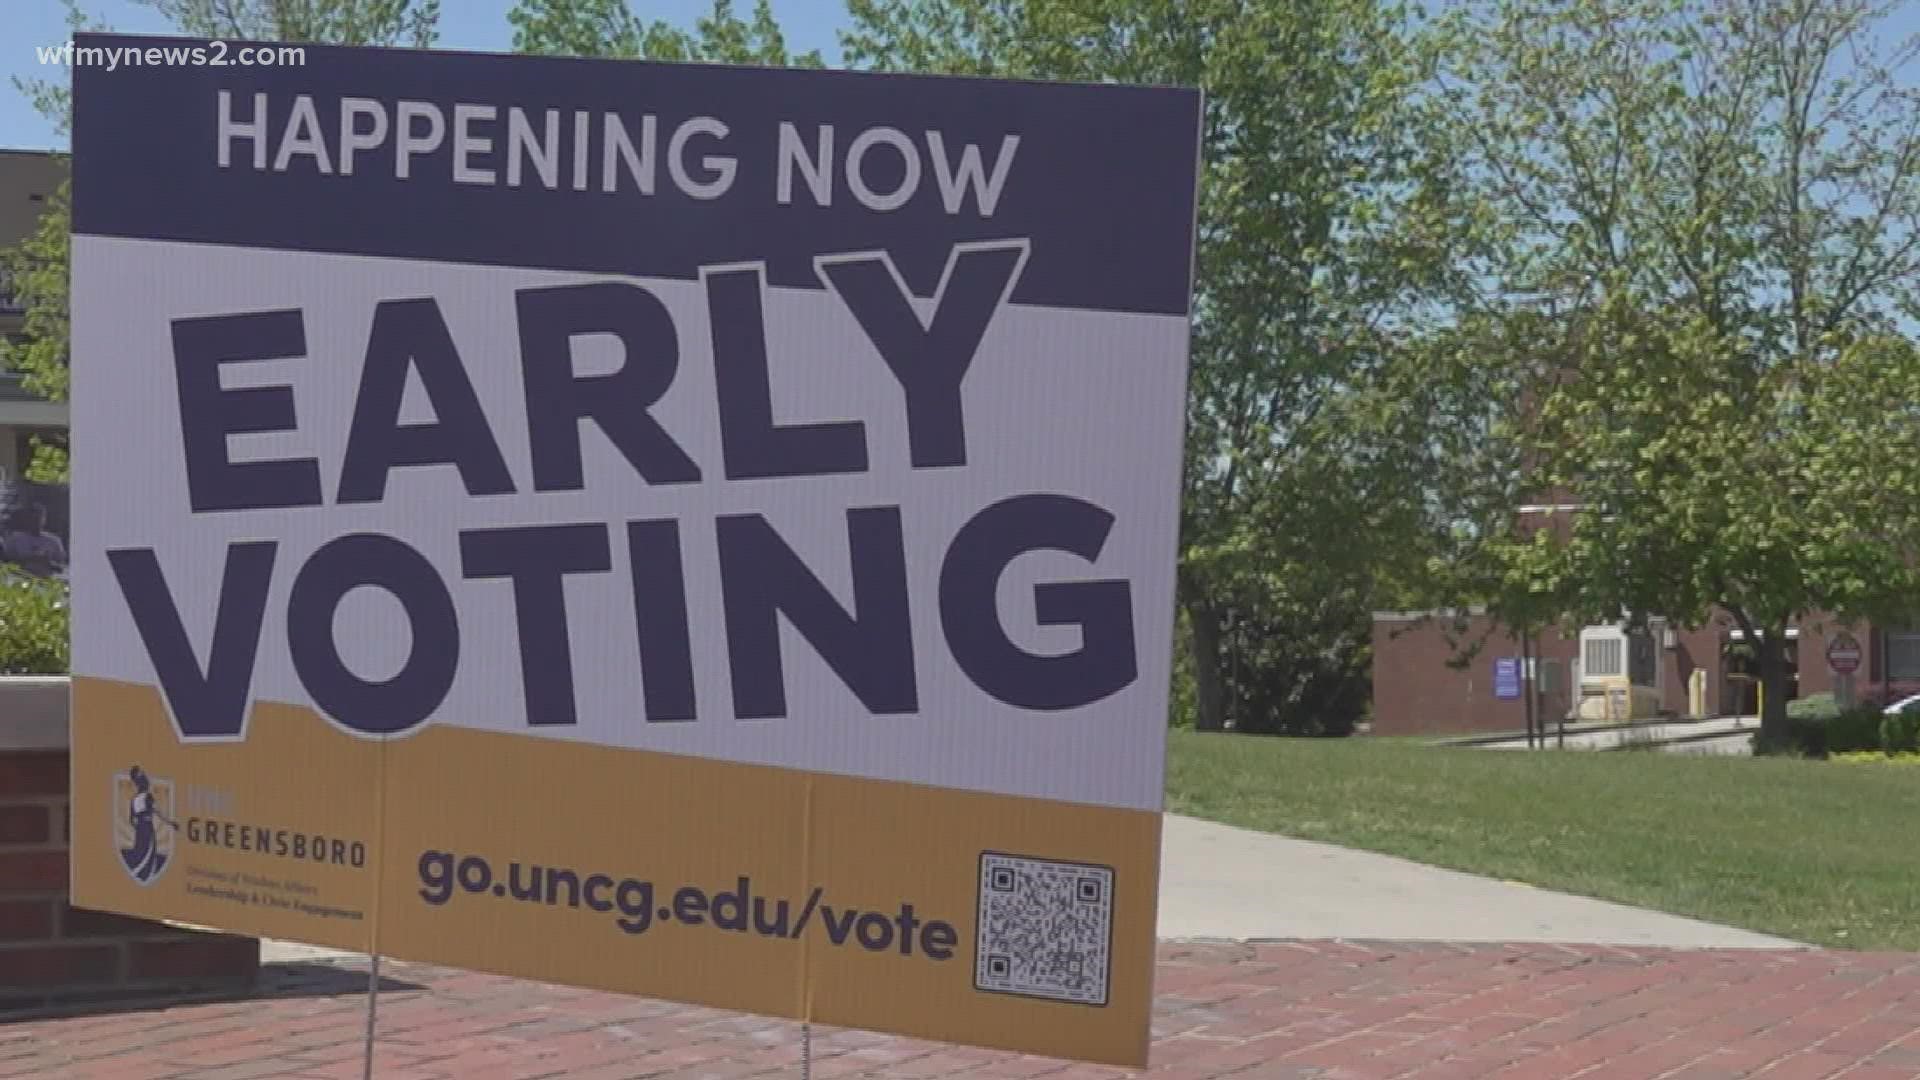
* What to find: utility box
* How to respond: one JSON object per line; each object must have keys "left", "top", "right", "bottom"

{"left": 1578, "top": 620, "right": 1662, "bottom": 721}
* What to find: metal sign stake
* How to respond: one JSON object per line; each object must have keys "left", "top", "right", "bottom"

{"left": 801, "top": 1021, "right": 812, "bottom": 1079}
{"left": 362, "top": 953, "right": 382, "bottom": 1080}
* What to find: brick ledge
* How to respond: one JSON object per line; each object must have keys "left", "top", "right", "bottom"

{"left": 0, "top": 676, "right": 68, "bottom": 751}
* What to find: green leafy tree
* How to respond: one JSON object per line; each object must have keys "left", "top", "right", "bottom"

{"left": 510, "top": 0, "right": 824, "bottom": 66}
{"left": 1432, "top": 0, "right": 1920, "bottom": 750}
{"left": 0, "top": 0, "right": 104, "bottom": 483}
{"left": 0, "top": 1, "right": 443, "bottom": 485}
{"left": 0, "top": 574, "right": 70, "bottom": 675}
{"left": 136, "top": 0, "right": 441, "bottom": 45}
{"left": 844, "top": 0, "right": 1479, "bottom": 733}
{"left": 0, "top": 185, "right": 72, "bottom": 485}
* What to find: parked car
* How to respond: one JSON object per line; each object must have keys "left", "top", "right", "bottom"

{"left": 1883, "top": 693, "right": 1920, "bottom": 717}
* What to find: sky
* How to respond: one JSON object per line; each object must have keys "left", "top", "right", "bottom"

{"left": 0, "top": 0, "right": 856, "bottom": 151}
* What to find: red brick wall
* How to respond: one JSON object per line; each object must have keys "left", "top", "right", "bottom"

{"left": 1371, "top": 614, "right": 1580, "bottom": 737}
{"left": 1374, "top": 613, "right": 1772, "bottom": 733}
{"left": 1371, "top": 607, "right": 1910, "bottom": 735}
{"left": 1799, "top": 617, "right": 1857, "bottom": 700}
{"left": 1668, "top": 624, "right": 1723, "bottom": 718}
{"left": 0, "top": 748, "right": 259, "bottom": 1013}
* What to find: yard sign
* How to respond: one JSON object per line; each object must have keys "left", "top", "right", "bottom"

{"left": 1493, "top": 657, "right": 1522, "bottom": 700}
{"left": 68, "top": 34, "right": 1200, "bottom": 1069}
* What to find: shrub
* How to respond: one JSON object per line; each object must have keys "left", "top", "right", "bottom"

{"left": 1754, "top": 732, "right": 1816, "bottom": 758}
{"left": 1779, "top": 700, "right": 1884, "bottom": 758}
{"left": 1881, "top": 707, "right": 1920, "bottom": 754}
{"left": 0, "top": 571, "right": 67, "bottom": 674}
{"left": 1778, "top": 713, "right": 1827, "bottom": 758}
{"left": 1830, "top": 706, "right": 1887, "bottom": 754}
{"left": 1788, "top": 692, "right": 1839, "bottom": 722}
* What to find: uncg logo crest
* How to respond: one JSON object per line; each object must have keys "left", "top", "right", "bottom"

{"left": 113, "top": 765, "right": 177, "bottom": 887}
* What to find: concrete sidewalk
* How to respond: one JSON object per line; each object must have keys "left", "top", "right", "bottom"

{"left": 1472, "top": 716, "right": 1758, "bottom": 754}
{"left": 1155, "top": 815, "right": 1799, "bottom": 948}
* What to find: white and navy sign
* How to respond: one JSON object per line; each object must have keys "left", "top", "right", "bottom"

{"left": 72, "top": 38, "right": 1198, "bottom": 317}
{"left": 71, "top": 34, "right": 1200, "bottom": 813}
{"left": 72, "top": 35, "right": 1199, "bottom": 1064}
{"left": 1493, "top": 658, "right": 1522, "bottom": 701}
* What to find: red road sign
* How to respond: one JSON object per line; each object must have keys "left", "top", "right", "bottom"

{"left": 1828, "top": 632, "right": 1863, "bottom": 674}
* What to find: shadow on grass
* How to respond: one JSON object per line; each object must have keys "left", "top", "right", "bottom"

{"left": 0, "top": 961, "right": 427, "bottom": 1024}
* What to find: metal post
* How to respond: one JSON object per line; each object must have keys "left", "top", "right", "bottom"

{"left": 1556, "top": 641, "right": 1567, "bottom": 750}
{"left": 801, "top": 1021, "right": 812, "bottom": 1080}
{"left": 1521, "top": 628, "right": 1536, "bottom": 749}
{"left": 362, "top": 953, "right": 381, "bottom": 1080}
{"left": 1531, "top": 626, "right": 1545, "bottom": 751}
{"left": 1227, "top": 611, "right": 1238, "bottom": 733}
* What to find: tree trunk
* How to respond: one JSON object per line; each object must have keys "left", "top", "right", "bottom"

{"left": 1755, "top": 630, "right": 1793, "bottom": 754}
{"left": 1187, "top": 603, "right": 1229, "bottom": 733}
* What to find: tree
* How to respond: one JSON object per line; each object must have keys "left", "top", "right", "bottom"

{"left": 0, "top": 186, "right": 70, "bottom": 484}
{"left": 509, "top": 0, "right": 823, "bottom": 66}
{"left": 135, "top": 0, "right": 440, "bottom": 45}
{"left": 0, "top": 0, "right": 444, "bottom": 485}
{"left": 843, "top": 0, "right": 1479, "bottom": 733}
{"left": 1431, "top": 0, "right": 1920, "bottom": 750}
{"left": 1797, "top": 331, "right": 1920, "bottom": 630}
{"left": 0, "top": 0, "right": 104, "bottom": 483}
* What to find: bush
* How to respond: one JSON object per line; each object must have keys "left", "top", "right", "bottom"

{"left": 1831, "top": 706, "right": 1887, "bottom": 754}
{"left": 1881, "top": 707, "right": 1920, "bottom": 754}
{"left": 1782, "top": 711, "right": 1828, "bottom": 758}
{"left": 0, "top": 571, "right": 67, "bottom": 674}
{"left": 1779, "top": 699, "right": 1884, "bottom": 758}
{"left": 1787, "top": 692, "right": 1838, "bottom": 722}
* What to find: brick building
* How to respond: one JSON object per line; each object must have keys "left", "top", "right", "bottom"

{"left": 1370, "top": 608, "right": 1920, "bottom": 737}
{"left": 1369, "top": 465, "right": 1920, "bottom": 736}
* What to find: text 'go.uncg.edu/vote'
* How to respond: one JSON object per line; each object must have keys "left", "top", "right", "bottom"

{"left": 416, "top": 849, "right": 962, "bottom": 960}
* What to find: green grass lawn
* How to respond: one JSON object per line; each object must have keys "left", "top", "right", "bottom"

{"left": 1165, "top": 729, "right": 1920, "bottom": 951}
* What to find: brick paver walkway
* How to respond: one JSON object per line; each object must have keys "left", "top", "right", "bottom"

{"left": 6, "top": 941, "right": 1920, "bottom": 1079}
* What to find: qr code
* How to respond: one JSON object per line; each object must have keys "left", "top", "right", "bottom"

{"left": 974, "top": 851, "right": 1114, "bottom": 1007}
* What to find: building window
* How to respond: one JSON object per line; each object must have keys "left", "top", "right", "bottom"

{"left": 1889, "top": 632, "right": 1920, "bottom": 680}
